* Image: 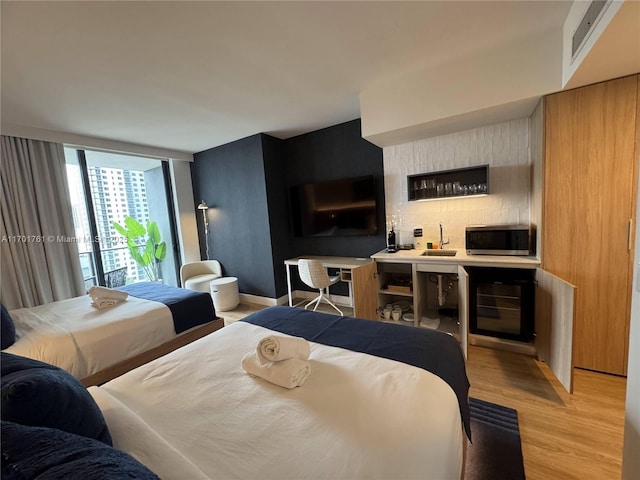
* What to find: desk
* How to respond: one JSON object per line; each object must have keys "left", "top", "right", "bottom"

{"left": 284, "top": 256, "right": 377, "bottom": 320}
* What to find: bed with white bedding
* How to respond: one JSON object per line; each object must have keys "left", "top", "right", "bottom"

{"left": 5, "top": 283, "right": 219, "bottom": 384}
{"left": 89, "top": 306, "right": 470, "bottom": 479}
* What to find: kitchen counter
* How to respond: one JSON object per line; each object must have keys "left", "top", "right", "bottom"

{"left": 371, "top": 248, "right": 540, "bottom": 269}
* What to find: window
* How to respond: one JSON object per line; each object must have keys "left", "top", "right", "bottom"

{"left": 64, "top": 148, "right": 179, "bottom": 288}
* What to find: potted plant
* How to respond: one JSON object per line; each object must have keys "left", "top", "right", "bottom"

{"left": 112, "top": 216, "right": 167, "bottom": 282}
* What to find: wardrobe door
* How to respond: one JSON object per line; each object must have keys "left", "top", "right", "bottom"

{"left": 544, "top": 75, "right": 637, "bottom": 375}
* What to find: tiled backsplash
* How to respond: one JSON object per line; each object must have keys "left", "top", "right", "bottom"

{"left": 383, "top": 118, "right": 531, "bottom": 248}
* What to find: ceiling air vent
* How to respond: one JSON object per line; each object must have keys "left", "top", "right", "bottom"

{"left": 571, "top": 0, "right": 611, "bottom": 60}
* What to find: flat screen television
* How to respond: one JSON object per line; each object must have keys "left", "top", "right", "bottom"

{"left": 290, "top": 175, "right": 379, "bottom": 237}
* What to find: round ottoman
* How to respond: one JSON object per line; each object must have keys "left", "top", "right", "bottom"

{"left": 209, "top": 277, "right": 239, "bottom": 312}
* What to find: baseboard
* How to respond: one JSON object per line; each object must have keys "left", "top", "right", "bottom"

{"left": 275, "top": 294, "right": 290, "bottom": 306}
{"left": 238, "top": 293, "right": 278, "bottom": 307}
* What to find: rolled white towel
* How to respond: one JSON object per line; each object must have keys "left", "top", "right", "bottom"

{"left": 256, "top": 335, "right": 310, "bottom": 365}
{"left": 88, "top": 286, "right": 128, "bottom": 301}
{"left": 91, "top": 298, "right": 125, "bottom": 310}
{"left": 241, "top": 352, "right": 311, "bottom": 389}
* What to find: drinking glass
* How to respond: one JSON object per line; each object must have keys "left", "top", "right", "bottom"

{"left": 420, "top": 179, "right": 428, "bottom": 199}
{"left": 445, "top": 182, "right": 452, "bottom": 196}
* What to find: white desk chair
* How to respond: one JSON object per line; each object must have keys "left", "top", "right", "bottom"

{"left": 297, "top": 259, "right": 343, "bottom": 315}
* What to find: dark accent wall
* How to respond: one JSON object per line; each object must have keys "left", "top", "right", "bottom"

{"left": 191, "top": 119, "right": 385, "bottom": 300}
{"left": 261, "top": 135, "right": 290, "bottom": 297}
{"left": 191, "top": 135, "right": 276, "bottom": 297}
{"left": 283, "top": 119, "right": 386, "bottom": 259}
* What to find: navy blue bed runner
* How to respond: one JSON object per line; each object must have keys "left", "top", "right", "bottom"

{"left": 242, "top": 306, "right": 471, "bottom": 440}
{"left": 118, "top": 283, "right": 216, "bottom": 334}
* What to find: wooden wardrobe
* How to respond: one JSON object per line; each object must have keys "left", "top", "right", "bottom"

{"left": 543, "top": 74, "right": 639, "bottom": 376}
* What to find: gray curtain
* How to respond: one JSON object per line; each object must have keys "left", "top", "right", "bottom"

{"left": 1, "top": 136, "right": 84, "bottom": 309}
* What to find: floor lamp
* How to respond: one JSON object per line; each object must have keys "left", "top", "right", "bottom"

{"left": 197, "top": 200, "right": 210, "bottom": 260}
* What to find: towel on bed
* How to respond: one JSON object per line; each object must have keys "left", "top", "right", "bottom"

{"left": 256, "top": 335, "right": 310, "bottom": 365}
{"left": 241, "top": 352, "right": 311, "bottom": 389}
{"left": 89, "top": 286, "right": 128, "bottom": 310}
{"left": 90, "top": 298, "right": 124, "bottom": 310}
{"left": 89, "top": 286, "right": 129, "bottom": 301}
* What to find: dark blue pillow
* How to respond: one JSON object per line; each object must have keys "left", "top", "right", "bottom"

{"left": 1, "top": 351, "right": 59, "bottom": 377}
{"left": 1, "top": 304, "right": 16, "bottom": 350}
{"left": 1, "top": 420, "right": 159, "bottom": 480}
{"left": 1, "top": 353, "right": 112, "bottom": 445}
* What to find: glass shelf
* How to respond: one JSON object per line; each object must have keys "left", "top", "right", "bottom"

{"left": 407, "top": 165, "right": 489, "bottom": 201}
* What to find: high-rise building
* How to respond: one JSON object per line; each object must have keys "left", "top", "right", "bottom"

{"left": 65, "top": 147, "right": 172, "bottom": 288}
{"left": 66, "top": 159, "right": 151, "bottom": 285}
{"left": 88, "top": 166, "right": 150, "bottom": 283}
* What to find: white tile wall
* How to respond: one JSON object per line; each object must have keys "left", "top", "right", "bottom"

{"left": 383, "top": 118, "right": 531, "bottom": 248}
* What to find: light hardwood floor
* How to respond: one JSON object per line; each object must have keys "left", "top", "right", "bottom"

{"left": 467, "top": 347, "right": 626, "bottom": 480}
{"left": 220, "top": 300, "right": 354, "bottom": 326}
{"left": 222, "top": 302, "right": 627, "bottom": 479}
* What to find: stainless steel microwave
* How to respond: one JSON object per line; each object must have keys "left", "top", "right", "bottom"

{"left": 465, "top": 224, "right": 535, "bottom": 256}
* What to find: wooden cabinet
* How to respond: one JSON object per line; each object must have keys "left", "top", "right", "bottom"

{"left": 284, "top": 257, "right": 379, "bottom": 321}
{"left": 543, "top": 75, "right": 638, "bottom": 375}
{"left": 375, "top": 261, "right": 468, "bottom": 353}
{"left": 371, "top": 255, "right": 576, "bottom": 391}
{"left": 375, "top": 261, "right": 416, "bottom": 320}
{"left": 350, "top": 261, "right": 378, "bottom": 320}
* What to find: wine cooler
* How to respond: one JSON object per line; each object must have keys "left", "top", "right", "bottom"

{"left": 467, "top": 267, "right": 535, "bottom": 342}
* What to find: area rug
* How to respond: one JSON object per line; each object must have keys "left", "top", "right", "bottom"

{"left": 465, "top": 397, "right": 526, "bottom": 480}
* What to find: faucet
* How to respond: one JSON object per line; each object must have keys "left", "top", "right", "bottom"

{"left": 439, "top": 222, "right": 450, "bottom": 250}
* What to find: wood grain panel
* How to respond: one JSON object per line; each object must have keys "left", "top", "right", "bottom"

{"left": 626, "top": 74, "right": 640, "bottom": 374}
{"left": 352, "top": 261, "right": 378, "bottom": 320}
{"left": 543, "top": 75, "right": 637, "bottom": 375}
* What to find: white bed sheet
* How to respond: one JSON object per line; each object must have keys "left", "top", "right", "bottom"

{"left": 94, "top": 321, "right": 464, "bottom": 479}
{"left": 5, "top": 295, "right": 175, "bottom": 379}
{"left": 88, "top": 386, "right": 210, "bottom": 480}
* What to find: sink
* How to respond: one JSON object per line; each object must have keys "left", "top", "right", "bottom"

{"left": 422, "top": 250, "right": 457, "bottom": 257}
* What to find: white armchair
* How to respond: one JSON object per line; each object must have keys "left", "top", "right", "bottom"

{"left": 180, "top": 260, "right": 222, "bottom": 293}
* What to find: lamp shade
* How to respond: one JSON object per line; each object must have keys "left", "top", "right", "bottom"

{"left": 197, "top": 200, "right": 208, "bottom": 210}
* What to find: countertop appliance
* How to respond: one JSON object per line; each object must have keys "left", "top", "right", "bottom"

{"left": 413, "top": 226, "right": 424, "bottom": 250}
{"left": 465, "top": 224, "right": 534, "bottom": 256}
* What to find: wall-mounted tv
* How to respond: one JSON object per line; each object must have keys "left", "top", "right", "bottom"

{"left": 290, "top": 175, "right": 379, "bottom": 237}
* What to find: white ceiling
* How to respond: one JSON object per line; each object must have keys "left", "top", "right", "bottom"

{"left": 0, "top": 1, "right": 623, "bottom": 155}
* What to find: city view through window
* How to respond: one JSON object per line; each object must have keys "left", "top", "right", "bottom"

{"left": 65, "top": 148, "right": 178, "bottom": 289}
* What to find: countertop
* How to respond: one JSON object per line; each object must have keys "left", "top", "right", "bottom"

{"left": 371, "top": 248, "right": 540, "bottom": 269}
